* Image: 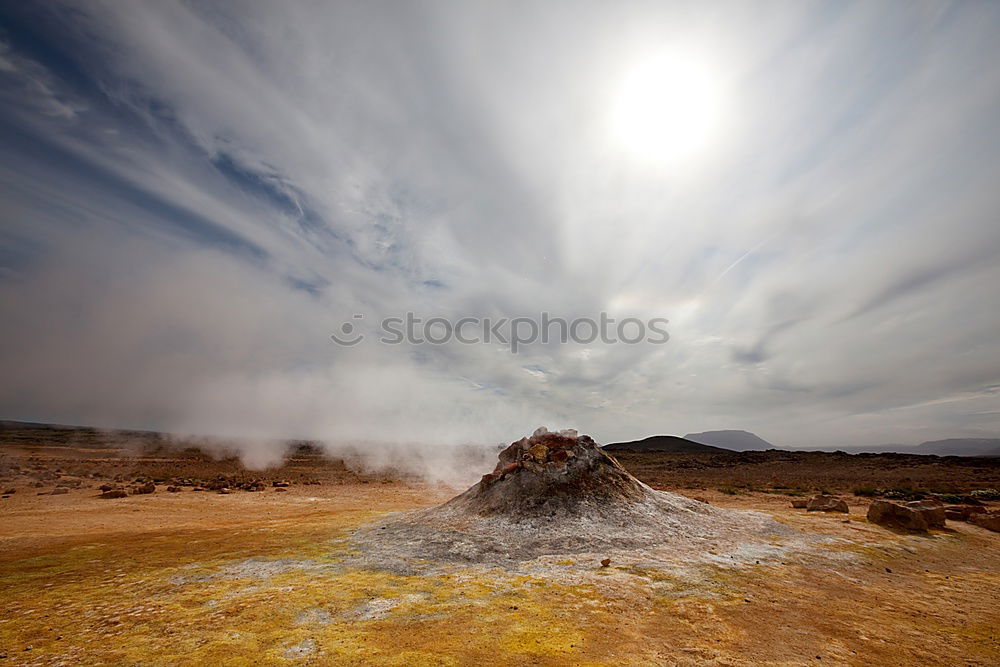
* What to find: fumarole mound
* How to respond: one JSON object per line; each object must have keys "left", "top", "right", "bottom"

{"left": 353, "top": 428, "right": 789, "bottom": 569}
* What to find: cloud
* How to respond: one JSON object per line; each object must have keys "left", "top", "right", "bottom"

{"left": 1, "top": 0, "right": 1000, "bottom": 467}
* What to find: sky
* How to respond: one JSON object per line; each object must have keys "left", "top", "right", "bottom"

{"left": 1, "top": 0, "right": 1000, "bottom": 454}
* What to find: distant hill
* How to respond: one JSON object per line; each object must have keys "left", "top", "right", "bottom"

{"left": 793, "top": 438, "right": 1000, "bottom": 456}
{"left": 913, "top": 438, "right": 1000, "bottom": 457}
{"left": 683, "top": 430, "right": 775, "bottom": 451}
{"left": 603, "top": 435, "right": 730, "bottom": 453}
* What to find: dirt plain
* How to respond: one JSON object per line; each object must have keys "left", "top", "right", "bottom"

{"left": 1, "top": 422, "right": 999, "bottom": 666}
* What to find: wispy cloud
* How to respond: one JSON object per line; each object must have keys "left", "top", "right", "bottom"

{"left": 1, "top": 0, "right": 999, "bottom": 460}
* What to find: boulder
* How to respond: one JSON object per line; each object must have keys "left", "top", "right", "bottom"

{"left": 904, "top": 499, "right": 946, "bottom": 528}
{"left": 806, "top": 495, "right": 849, "bottom": 513}
{"left": 943, "top": 504, "right": 986, "bottom": 521}
{"left": 968, "top": 510, "right": 1000, "bottom": 533}
{"left": 867, "top": 500, "right": 929, "bottom": 532}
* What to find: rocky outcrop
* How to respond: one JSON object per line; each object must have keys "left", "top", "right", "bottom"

{"left": 806, "top": 495, "right": 849, "bottom": 513}
{"left": 867, "top": 499, "right": 948, "bottom": 532}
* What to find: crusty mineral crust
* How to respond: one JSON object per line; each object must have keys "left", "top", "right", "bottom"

{"left": 449, "top": 429, "right": 647, "bottom": 516}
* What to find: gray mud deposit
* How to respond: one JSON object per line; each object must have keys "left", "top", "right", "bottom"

{"left": 351, "top": 428, "right": 800, "bottom": 572}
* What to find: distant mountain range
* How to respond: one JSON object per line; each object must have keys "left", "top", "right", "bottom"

{"left": 605, "top": 427, "right": 1000, "bottom": 457}
{"left": 840, "top": 438, "right": 1000, "bottom": 457}
{"left": 683, "top": 430, "right": 775, "bottom": 451}
{"left": 602, "top": 435, "right": 729, "bottom": 453}
{"left": 3, "top": 419, "right": 998, "bottom": 457}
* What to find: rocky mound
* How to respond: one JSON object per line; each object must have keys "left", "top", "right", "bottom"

{"left": 352, "top": 428, "right": 789, "bottom": 570}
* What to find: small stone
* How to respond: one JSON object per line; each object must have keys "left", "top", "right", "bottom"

{"left": 600, "top": 558, "right": 611, "bottom": 568}
{"left": 218, "top": 488, "right": 231, "bottom": 494}
{"left": 3, "top": 488, "right": 15, "bottom": 495}
{"left": 50, "top": 487, "right": 69, "bottom": 495}
{"left": 100, "top": 489, "right": 128, "bottom": 499}
{"left": 272, "top": 481, "right": 290, "bottom": 488}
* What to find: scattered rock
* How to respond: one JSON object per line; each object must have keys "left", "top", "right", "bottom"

{"left": 167, "top": 486, "right": 181, "bottom": 493}
{"left": 943, "top": 504, "right": 987, "bottom": 521}
{"left": 273, "top": 481, "right": 290, "bottom": 488}
{"left": 218, "top": 488, "right": 232, "bottom": 494}
{"left": 968, "top": 510, "right": 1000, "bottom": 532}
{"left": 100, "top": 489, "right": 128, "bottom": 499}
{"left": 806, "top": 495, "right": 849, "bottom": 513}
{"left": 132, "top": 482, "right": 156, "bottom": 495}
{"left": 867, "top": 499, "right": 930, "bottom": 532}
{"left": 600, "top": 558, "right": 611, "bottom": 568}
{"left": 99, "top": 483, "right": 115, "bottom": 492}
{"left": 790, "top": 499, "right": 808, "bottom": 509}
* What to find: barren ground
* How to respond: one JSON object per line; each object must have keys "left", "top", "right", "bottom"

{"left": 1, "top": 424, "right": 999, "bottom": 665}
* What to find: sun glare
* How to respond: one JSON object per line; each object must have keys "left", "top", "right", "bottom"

{"left": 611, "top": 53, "right": 724, "bottom": 163}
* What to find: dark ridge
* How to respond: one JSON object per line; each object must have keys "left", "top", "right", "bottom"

{"left": 603, "top": 435, "right": 731, "bottom": 453}
{"left": 683, "top": 430, "right": 775, "bottom": 451}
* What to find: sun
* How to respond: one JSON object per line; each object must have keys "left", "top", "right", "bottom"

{"left": 611, "top": 53, "right": 724, "bottom": 163}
